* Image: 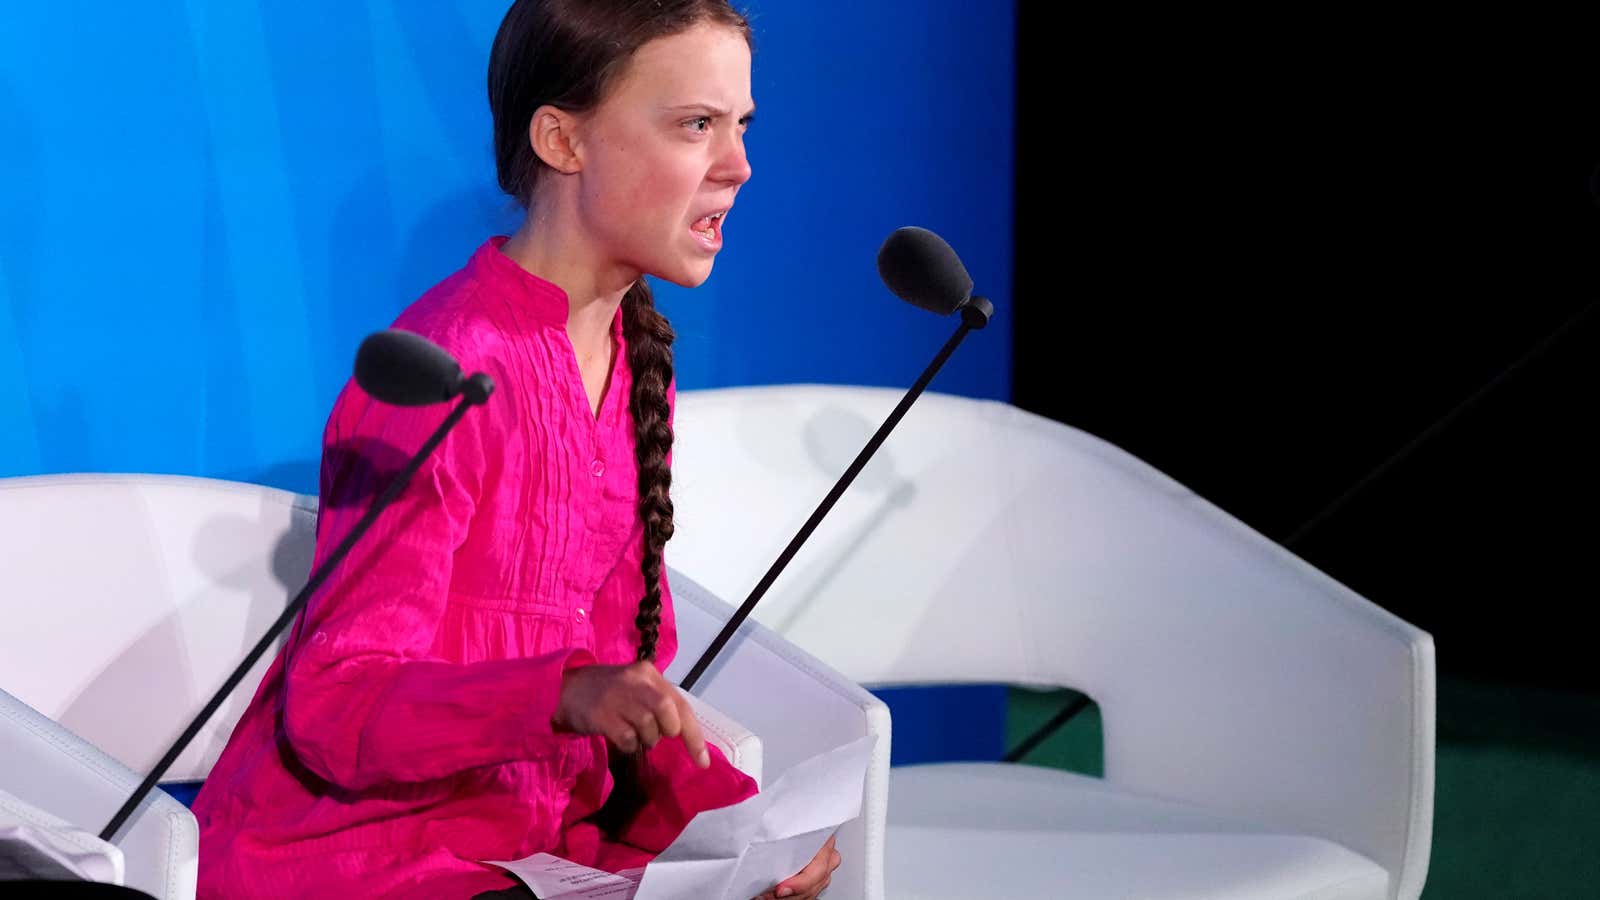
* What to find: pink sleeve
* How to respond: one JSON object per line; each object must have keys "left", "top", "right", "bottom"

{"left": 280, "top": 360, "right": 591, "bottom": 792}
{"left": 609, "top": 741, "right": 759, "bottom": 859}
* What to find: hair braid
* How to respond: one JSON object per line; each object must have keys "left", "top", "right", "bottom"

{"left": 621, "top": 280, "right": 676, "bottom": 663}
{"left": 590, "top": 279, "right": 676, "bottom": 839}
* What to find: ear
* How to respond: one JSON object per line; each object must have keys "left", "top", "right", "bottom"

{"left": 528, "top": 104, "right": 583, "bottom": 174}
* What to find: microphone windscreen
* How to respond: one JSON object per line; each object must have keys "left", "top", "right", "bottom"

{"left": 355, "top": 329, "right": 465, "bottom": 406}
{"left": 876, "top": 226, "right": 974, "bottom": 315}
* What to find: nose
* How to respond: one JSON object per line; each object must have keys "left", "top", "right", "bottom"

{"left": 713, "top": 131, "right": 752, "bottom": 187}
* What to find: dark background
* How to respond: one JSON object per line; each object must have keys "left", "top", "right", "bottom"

{"left": 1012, "top": 7, "right": 1599, "bottom": 690}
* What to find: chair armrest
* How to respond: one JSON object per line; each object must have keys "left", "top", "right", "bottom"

{"left": 1070, "top": 498, "right": 1436, "bottom": 900}
{"left": 665, "top": 567, "right": 890, "bottom": 900}
{"left": 0, "top": 787, "right": 126, "bottom": 883}
{"left": 0, "top": 688, "right": 197, "bottom": 899}
{"left": 681, "top": 689, "right": 763, "bottom": 788}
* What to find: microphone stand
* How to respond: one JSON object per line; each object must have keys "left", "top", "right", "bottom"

{"left": 100, "top": 374, "right": 493, "bottom": 842}
{"left": 679, "top": 298, "right": 993, "bottom": 692}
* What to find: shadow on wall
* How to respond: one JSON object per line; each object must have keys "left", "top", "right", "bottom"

{"left": 325, "top": 177, "right": 517, "bottom": 373}
{"left": 57, "top": 490, "right": 315, "bottom": 777}
{"left": 766, "top": 404, "right": 917, "bottom": 636}
{"left": 396, "top": 187, "right": 522, "bottom": 305}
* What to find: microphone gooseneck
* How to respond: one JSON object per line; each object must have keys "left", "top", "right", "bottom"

{"left": 679, "top": 226, "right": 995, "bottom": 691}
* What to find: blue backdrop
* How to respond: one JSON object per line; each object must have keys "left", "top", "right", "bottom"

{"left": 1, "top": 1, "right": 1015, "bottom": 763}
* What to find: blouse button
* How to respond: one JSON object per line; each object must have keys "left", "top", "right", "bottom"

{"left": 590, "top": 458, "right": 605, "bottom": 477}
{"left": 311, "top": 631, "right": 328, "bottom": 646}
{"left": 575, "top": 608, "right": 587, "bottom": 623}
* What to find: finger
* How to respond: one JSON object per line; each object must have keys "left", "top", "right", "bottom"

{"left": 776, "top": 850, "right": 831, "bottom": 895}
{"left": 653, "top": 690, "right": 683, "bottom": 739}
{"left": 784, "top": 841, "right": 839, "bottom": 891}
{"left": 793, "top": 837, "right": 839, "bottom": 887}
{"left": 674, "top": 692, "right": 710, "bottom": 767}
{"left": 627, "top": 705, "right": 663, "bottom": 748}
{"left": 611, "top": 724, "right": 639, "bottom": 755}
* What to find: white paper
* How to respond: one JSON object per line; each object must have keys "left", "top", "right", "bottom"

{"left": 635, "top": 735, "right": 874, "bottom": 899}
{"left": 0, "top": 823, "right": 125, "bottom": 884}
{"left": 486, "top": 735, "right": 874, "bottom": 900}
{"left": 479, "top": 853, "right": 643, "bottom": 899}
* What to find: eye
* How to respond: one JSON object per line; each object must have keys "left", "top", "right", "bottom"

{"left": 683, "top": 116, "right": 712, "bottom": 134}
{"left": 738, "top": 114, "right": 754, "bottom": 131}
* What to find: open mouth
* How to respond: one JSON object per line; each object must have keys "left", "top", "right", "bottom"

{"left": 691, "top": 209, "right": 727, "bottom": 245}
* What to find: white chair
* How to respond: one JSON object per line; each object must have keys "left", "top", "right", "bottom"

{"left": 667, "top": 571, "right": 891, "bottom": 900}
{"left": 668, "top": 385, "right": 1436, "bottom": 900}
{"left": 0, "top": 473, "right": 889, "bottom": 899}
{"left": 1, "top": 686, "right": 184, "bottom": 894}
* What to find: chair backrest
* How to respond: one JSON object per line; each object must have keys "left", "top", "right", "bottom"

{"left": 668, "top": 384, "right": 1434, "bottom": 900}
{"left": 672, "top": 383, "right": 1248, "bottom": 688}
{"left": 0, "top": 473, "right": 316, "bottom": 782}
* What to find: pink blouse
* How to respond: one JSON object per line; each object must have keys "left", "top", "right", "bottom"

{"left": 193, "top": 237, "right": 757, "bottom": 898}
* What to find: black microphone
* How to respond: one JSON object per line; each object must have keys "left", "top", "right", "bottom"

{"left": 679, "top": 226, "right": 994, "bottom": 691}
{"left": 877, "top": 226, "right": 974, "bottom": 314}
{"left": 100, "top": 332, "right": 495, "bottom": 842}
{"left": 356, "top": 329, "right": 493, "bottom": 407}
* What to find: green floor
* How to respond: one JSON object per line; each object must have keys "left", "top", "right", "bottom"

{"left": 1006, "top": 677, "right": 1600, "bottom": 898}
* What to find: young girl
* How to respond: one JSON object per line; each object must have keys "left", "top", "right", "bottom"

{"left": 193, "top": 2, "right": 840, "bottom": 897}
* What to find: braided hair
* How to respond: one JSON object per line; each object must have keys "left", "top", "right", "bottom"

{"left": 620, "top": 280, "right": 675, "bottom": 663}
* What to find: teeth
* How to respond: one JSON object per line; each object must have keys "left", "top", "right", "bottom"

{"left": 693, "top": 210, "right": 726, "bottom": 241}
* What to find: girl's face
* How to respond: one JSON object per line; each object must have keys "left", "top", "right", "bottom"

{"left": 572, "top": 23, "right": 754, "bottom": 288}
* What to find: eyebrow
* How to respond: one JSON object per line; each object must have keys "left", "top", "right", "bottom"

{"left": 665, "top": 103, "right": 757, "bottom": 119}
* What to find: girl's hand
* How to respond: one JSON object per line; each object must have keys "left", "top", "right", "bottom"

{"left": 555, "top": 661, "right": 711, "bottom": 768}
{"left": 753, "top": 835, "right": 840, "bottom": 899}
